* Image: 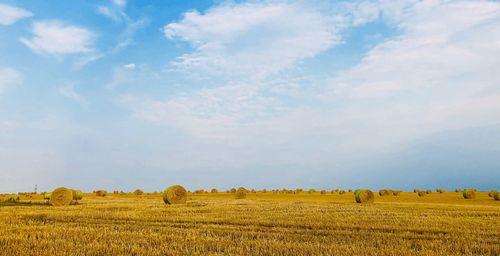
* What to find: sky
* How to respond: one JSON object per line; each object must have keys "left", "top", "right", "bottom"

{"left": 1, "top": 0, "right": 499, "bottom": 193}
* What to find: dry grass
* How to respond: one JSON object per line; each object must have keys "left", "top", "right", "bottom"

{"left": 0, "top": 191, "right": 499, "bottom": 255}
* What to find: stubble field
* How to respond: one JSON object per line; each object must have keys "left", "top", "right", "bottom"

{"left": 0, "top": 191, "right": 499, "bottom": 255}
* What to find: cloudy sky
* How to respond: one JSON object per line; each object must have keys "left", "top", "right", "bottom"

{"left": 1, "top": 0, "right": 499, "bottom": 193}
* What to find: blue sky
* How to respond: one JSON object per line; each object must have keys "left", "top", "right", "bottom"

{"left": 1, "top": 0, "right": 499, "bottom": 193}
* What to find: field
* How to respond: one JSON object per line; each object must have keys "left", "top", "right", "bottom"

{"left": 0, "top": 191, "right": 499, "bottom": 255}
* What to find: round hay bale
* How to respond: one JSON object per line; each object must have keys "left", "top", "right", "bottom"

{"left": 320, "top": 190, "right": 326, "bottom": 195}
{"left": 163, "top": 185, "right": 187, "bottom": 205}
{"left": 379, "top": 189, "right": 391, "bottom": 196}
{"left": 210, "top": 188, "right": 218, "bottom": 193}
{"left": 95, "top": 190, "right": 107, "bottom": 197}
{"left": 426, "top": 190, "right": 432, "bottom": 194}
{"left": 235, "top": 187, "right": 247, "bottom": 199}
{"left": 393, "top": 190, "right": 401, "bottom": 196}
{"left": 493, "top": 191, "right": 500, "bottom": 201}
{"left": 43, "top": 192, "right": 51, "bottom": 201}
{"left": 50, "top": 187, "right": 73, "bottom": 206}
{"left": 463, "top": 189, "right": 476, "bottom": 199}
{"left": 488, "top": 190, "right": 497, "bottom": 197}
{"left": 339, "top": 190, "right": 346, "bottom": 195}
{"left": 72, "top": 190, "right": 83, "bottom": 201}
{"left": 455, "top": 188, "right": 461, "bottom": 193}
{"left": 354, "top": 189, "right": 374, "bottom": 203}
{"left": 133, "top": 189, "right": 144, "bottom": 196}
{"left": 229, "top": 188, "right": 236, "bottom": 193}
{"left": 418, "top": 190, "right": 426, "bottom": 197}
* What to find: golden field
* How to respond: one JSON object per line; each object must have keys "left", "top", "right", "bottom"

{"left": 0, "top": 191, "right": 499, "bottom": 255}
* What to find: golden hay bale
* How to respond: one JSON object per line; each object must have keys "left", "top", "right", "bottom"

{"left": 488, "top": 190, "right": 497, "bottom": 197}
{"left": 320, "top": 190, "right": 326, "bottom": 195}
{"left": 418, "top": 190, "right": 426, "bottom": 197}
{"left": 95, "top": 190, "right": 107, "bottom": 197}
{"left": 210, "top": 188, "right": 218, "bottom": 193}
{"left": 72, "top": 190, "right": 83, "bottom": 201}
{"left": 463, "top": 189, "right": 476, "bottom": 199}
{"left": 379, "top": 189, "right": 391, "bottom": 196}
{"left": 43, "top": 192, "right": 51, "bottom": 201}
{"left": 354, "top": 189, "right": 374, "bottom": 203}
{"left": 163, "top": 185, "right": 187, "bottom": 205}
{"left": 348, "top": 189, "right": 352, "bottom": 193}
{"left": 393, "top": 190, "right": 401, "bottom": 196}
{"left": 133, "top": 189, "right": 144, "bottom": 196}
{"left": 339, "top": 190, "right": 346, "bottom": 195}
{"left": 436, "top": 188, "right": 445, "bottom": 193}
{"left": 455, "top": 188, "right": 461, "bottom": 193}
{"left": 426, "top": 190, "right": 432, "bottom": 194}
{"left": 50, "top": 187, "right": 73, "bottom": 206}
{"left": 229, "top": 188, "right": 237, "bottom": 193}
{"left": 235, "top": 187, "right": 247, "bottom": 199}
{"left": 494, "top": 191, "right": 500, "bottom": 201}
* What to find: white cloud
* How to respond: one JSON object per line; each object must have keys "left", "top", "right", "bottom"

{"left": 164, "top": 2, "right": 342, "bottom": 78}
{"left": 123, "top": 63, "right": 136, "bottom": 69}
{"left": 0, "top": 3, "right": 32, "bottom": 25}
{"left": 0, "top": 68, "right": 22, "bottom": 94}
{"left": 123, "top": 84, "right": 285, "bottom": 140}
{"left": 20, "top": 20, "right": 95, "bottom": 56}
{"left": 97, "top": 1, "right": 148, "bottom": 52}
{"left": 97, "top": 5, "right": 124, "bottom": 23}
{"left": 59, "top": 84, "right": 88, "bottom": 108}
{"left": 112, "top": 0, "right": 126, "bottom": 8}
{"left": 127, "top": 0, "right": 500, "bottom": 153}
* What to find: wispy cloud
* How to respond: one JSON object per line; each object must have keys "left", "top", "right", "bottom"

{"left": 127, "top": 0, "right": 500, "bottom": 154}
{"left": 0, "top": 68, "right": 22, "bottom": 94}
{"left": 97, "top": 0, "right": 148, "bottom": 52}
{"left": 20, "top": 20, "right": 95, "bottom": 56}
{"left": 59, "top": 83, "right": 88, "bottom": 108}
{"left": 164, "top": 2, "right": 343, "bottom": 78}
{"left": 0, "top": 3, "right": 32, "bottom": 25}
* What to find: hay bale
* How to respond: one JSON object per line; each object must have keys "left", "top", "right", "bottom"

{"left": 339, "top": 190, "right": 346, "bottom": 195}
{"left": 393, "top": 190, "right": 401, "bottom": 196}
{"left": 50, "top": 187, "right": 73, "bottom": 206}
{"left": 210, "top": 188, "right": 218, "bottom": 193}
{"left": 235, "top": 187, "right": 247, "bottom": 199}
{"left": 354, "top": 189, "right": 374, "bottom": 203}
{"left": 455, "top": 188, "right": 461, "bottom": 193}
{"left": 320, "top": 190, "right": 326, "bottom": 195}
{"left": 95, "top": 190, "right": 107, "bottom": 197}
{"left": 426, "top": 190, "right": 432, "bottom": 194}
{"left": 43, "top": 192, "right": 51, "bottom": 201}
{"left": 488, "top": 190, "right": 497, "bottom": 197}
{"left": 163, "top": 185, "right": 187, "bottom": 204}
{"left": 134, "top": 189, "right": 144, "bottom": 196}
{"left": 418, "top": 190, "right": 426, "bottom": 197}
{"left": 379, "top": 189, "right": 391, "bottom": 196}
{"left": 72, "top": 190, "right": 83, "bottom": 201}
{"left": 436, "top": 189, "right": 445, "bottom": 194}
{"left": 494, "top": 191, "right": 500, "bottom": 201}
{"left": 463, "top": 189, "right": 476, "bottom": 199}
{"left": 348, "top": 189, "right": 352, "bottom": 193}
